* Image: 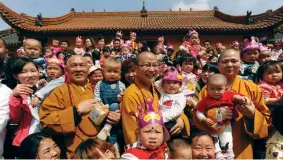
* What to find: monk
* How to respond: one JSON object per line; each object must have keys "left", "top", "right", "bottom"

{"left": 121, "top": 51, "right": 190, "bottom": 148}
{"left": 40, "top": 55, "right": 120, "bottom": 158}
{"left": 193, "top": 49, "right": 270, "bottom": 159}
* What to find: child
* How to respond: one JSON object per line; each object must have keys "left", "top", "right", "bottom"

{"left": 74, "top": 36, "right": 85, "bottom": 55}
{"left": 95, "top": 58, "right": 125, "bottom": 151}
{"left": 271, "top": 40, "right": 283, "bottom": 61}
{"left": 196, "top": 74, "right": 248, "bottom": 159}
{"left": 258, "top": 45, "right": 272, "bottom": 65}
{"left": 31, "top": 57, "right": 65, "bottom": 107}
{"left": 16, "top": 47, "right": 26, "bottom": 58}
{"left": 116, "top": 43, "right": 134, "bottom": 61}
{"left": 230, "top": 41, "right": 240, "bottom": 51}
{"left": 157, "top": 36, "right": 167, "bottom": 49}
{"left": 126, "top": 32, "right": 138, "bottom": 52}
{"left": 179, "top": 30, "right": 204, "bottom": 58}
{"left": 257, "top": 61, "right": 282, "bottom": 110}
{"left": 44, "top": 47, "right": 53, "bottom": 59}
{"left": 88, "top": 65, "right": 103, "bottom": 90}
{"left": 239, "top": 36, "right": 260, "bottom": 81}
{"left": 56, "top": 51, "right": 65, "bottom": 61}
{"left": 166, "top": 44, "right": 175, "bottom": 57}
{"left": 155, "top": 67, "right": 186, "bottom": 133}
{"left": 121, "top": 98, "right": 170, "bottom": 159}
{"left": 216, "top": 42, "right": 226, "bottom": 55}
{"left": 23, "top": 38, "right": 46, "bottom": 69}
{"left": 180, "top": 54, "right": 197, "bottom": 100}
{"left": 265, "top": 103, "right": 283, "bottom": 159}
{"left": 167, "top": 138, "right": 192, "bottom": 159}
{"left": 50, "top": 39, "right": 61, "bottom": 55}
{"left": 155, "top": 44, "right": 165, "bottom": 63}
{"left": 198, "top": 49, "right": 211, "bottom": 67}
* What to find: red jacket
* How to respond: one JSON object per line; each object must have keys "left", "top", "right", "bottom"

{"left": 9, "top": 95, "right": 32, "bottom": 146}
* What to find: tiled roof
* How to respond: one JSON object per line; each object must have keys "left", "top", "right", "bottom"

{"left": 0, "top": 2, "right": 282, "bottom": 33}
{"left": 0, "top": 29, "right": 19, "bottom": 46}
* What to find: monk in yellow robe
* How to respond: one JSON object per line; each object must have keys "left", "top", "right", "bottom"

{"left": 121, "top": 51, "right": 190, "bottom": 147}
{"left": 40, "top": 55, "right": 112, "bottom": 158}
{"left": 192, "top": 49, "right": 270, "bottom": 159}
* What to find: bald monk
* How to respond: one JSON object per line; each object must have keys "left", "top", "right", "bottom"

{"left": 193, "top": 49, "right": 270, "bottom": 159}
{"left": 40, "top": 55, "right": 121, "bottom": 158}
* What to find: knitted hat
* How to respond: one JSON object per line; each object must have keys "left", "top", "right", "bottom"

{"left": 187, "top": 29, "right": 198, "bottom": 37}
{"left": 230, "top": 41, "right": 240, "bottom": 47}
{"left": 136, "top": 98, "right": 170, "bottom": 142}
{"left": 158, "top": 36, "right": 164, "bottom": 41}
{"left": 242, "top": 36, "right": 259, "bottom": 53}
{"left": 162, "top": 67, "right": 182, "bottom": 83}
{"left": 116, "top": 31, "right": 123, "bottom": 37}
{"left": 76, "top": 36, "right": 83, "bottom": 42}
{"left": 88, "top": 65, "right": 102, "bottom": 75}
{"left": 45, "top": 57, "right": 64, "bottom": 71}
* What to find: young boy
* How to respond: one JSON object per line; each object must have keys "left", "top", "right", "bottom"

{"left": 121, "top": 98, "right": 170, "bottom": 159}
{"left": 94, "top": 58, "right": 125, "bottom": 152}
{"left": 24, "top": 38, "right": 45, "bottom": 69}
{"left": 196, "top": 74, "right": 248, "bottom": 159}
{"left": 167, "top": 138, "right": 192, "bottom": 159}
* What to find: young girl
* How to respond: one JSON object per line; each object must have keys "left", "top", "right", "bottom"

{"left": 230, "top": 41, "right": 240, "bottom": 51}
{"left": 155, "top": 67, "right": 186, "bottom": 134}
{"left": 271, "top": 40, "right": 283, "bottom": 61}
{"left": 258, "top": 45, "right": 272, "bottom": 65}
{"left": 50, "top": 39, "right": 61, "bottom": 55}
{"left": 7, "top": 57, "right": 41, "bottom": 147}
{"left": 155, "top": 44, "right": 165, "bottom": 63}
{"left": 179, "top": 30, "right": 204, "bottom": 58}
{"left": 157, "top": 36, "right": 167, "bottom": 50}
{"left": 116, "top": 43, "right": 134, "bottom": 61}
{"left": 44, "top": 47, "right": 53, "bottom": 59}
{"left": 257, "top": 61, "right": 282, "bottom": 110}
{"left": 179, "top": 54, "right": 197, "bottom": 100}
{"left": 239, "top": 36, "right": 260, "bottom": 81}
{"left": 74, "top": 36, "right": 85, "bottom": 55}
{"left": 126, "top": 32, "right": 138, "bottom": 52}
{"left": 121, "top": 98, "right": 170, "bottom": 159}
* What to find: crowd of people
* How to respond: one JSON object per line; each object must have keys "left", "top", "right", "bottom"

{"left": 0, "top": 29, "right": 283, "bottom": 159}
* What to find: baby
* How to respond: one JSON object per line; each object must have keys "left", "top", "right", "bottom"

{"left": 258, "top": 45, "right": 272, "bottom": 65}
{"left": 167, "top": 138, "right": 192, "bottom": 159}
{"left": 50, "top": 39, "right": 61, "bottom": 55}
{"left": 121, "top": 98, "right": 170, "bottom": 159}
{"left": 88, "top": 65, "right": 103, "bottom": 90}
{"left": 74, "top": 36, "right": 85, "bottom": 55}
{"left": 196, "top": 74, "right": 248, "bottom": 159}
{"left": 155, "top": 67, "right": 186, "bottom": 133}
{"left": 94, "top": 58, "right": 125, "bottom": 151}
{"left": 24, "top": 38, "right": 46, "bottom": 71}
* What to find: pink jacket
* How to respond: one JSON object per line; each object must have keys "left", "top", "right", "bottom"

{"left": 9, "top": 95, "right": 32, "bottom": 146}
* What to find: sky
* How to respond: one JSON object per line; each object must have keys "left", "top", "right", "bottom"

{"left": 0, "top": 0, "right": 282, "bottom": 30}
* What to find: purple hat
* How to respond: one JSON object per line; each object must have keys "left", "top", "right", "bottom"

{"left": 242, "top": 36, "right": 260, "bottom": 54}
{"left": 137, "top": 98, "right": 170, "bottom": 142}
{"left": 187, "top": 29, "right": 198, "bottom": 37}
{"left": 162, "top": 67, "right": 182, "bottom": 83}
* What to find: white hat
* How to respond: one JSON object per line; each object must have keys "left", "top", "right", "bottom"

{"left": 89, "top": 65, "right": 102, "bottom": 75}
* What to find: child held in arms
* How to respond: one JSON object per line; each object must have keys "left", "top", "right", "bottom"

{"left": 121, "top": 98, "right": 170, "bottom": 159}
{"left": 50, "top": 39, "right": 61, "bottom": 55}
{"left": 195, "top": 74, "right": 248, "bottom": 159}
{"left": 94, "top": 58, "right": 125, "bottom": 154}
{"left": 74, "top": 36, "right": 85, "bottom": 55}
{"left": 155, "top": 67, "right": 186, "bottom": 135}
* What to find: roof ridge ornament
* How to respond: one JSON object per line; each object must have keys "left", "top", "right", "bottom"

{"left": 35, "top": 13, "right": 43, "bottom": 27}
{"left": 246, "top": 10, "right": 255, "bottom": 24}
{"left": 213, "top": 6, "right": 219, "bottom": 10}
{"left": 70, "top": 8, "right": 75, "bottom": 12}
{"left": 140, "top": 1, "right": 147, "bottom": 17}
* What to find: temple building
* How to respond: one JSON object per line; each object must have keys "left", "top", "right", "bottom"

{"left": 0, "top": 2, "right": 282, "bottom": 51}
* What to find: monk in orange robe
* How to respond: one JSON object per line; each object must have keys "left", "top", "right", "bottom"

{"left": 192, "top": 49, "right": 270, "bottom": 159}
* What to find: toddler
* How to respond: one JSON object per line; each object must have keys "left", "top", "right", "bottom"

{"left": 230, "top": 41, "right": 240, "bottom": 51}
{"left": 257, "top": 61, "right": 282, "bottom": 110}
{"left": 271, "top": 40, "right": 283, "bottom": 61}
{"left": 44, "top": 47, "right": 53, "bottom": 59}
{"left": 126, "top": 32, "right": 138, "bottom": 52}
{"left": 216, "top": 42, "right": 226, "bottom": 55}
{"left": 88, "top": 65, "right": 103, "bottom": 90}
{"left": 115, "top": 43, "right": 135, "bottom": 61}
{"left": 50, "top": 39, "right": 61, "bottom": 55}
{"left": 95, "top": 58, "right": 125, "bottom": 150}
{"left": 157, "top": 36, "right": 167, "bottom": 50}
{"left": 121, "top": 99, "right": 170, "bottom": 159}
{"left": 179, "top": 29, "right": 204, "bottom": 58}
{"left": 56, "top": 51, "right": 65, "bottom": 61}
{"left": 258, "top": 45, "right": 272, "bottom": 65}
{"left": 24, "top": 38, "right": 46, "bottom": 70}
{"left": 155, "top": 67, "right": 186, "bottom": 133}
{"left": 239, "top": 36, "right": 260, "bottom": 81}
{"left": 155, "top": 44, "right": 165, "bottom": 63}
{"left": 196, "top": 74, "right": 248, "bottom": 159}
{"left": 167, "top": 138, "right": 192, "bottom": 159}
{"left": 74, "top": 36, "right": 85, "bottom": 55}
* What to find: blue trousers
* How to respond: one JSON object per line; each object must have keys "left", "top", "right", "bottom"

{"left": 108, "top": 103, "right": 120, "bottom": 144}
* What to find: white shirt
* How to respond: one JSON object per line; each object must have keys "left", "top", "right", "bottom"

{"left": 27, "top": 95, "right": 40, "bottom": 134}
{"left": 0, "top": 83, "right": 11, "bottom": 158}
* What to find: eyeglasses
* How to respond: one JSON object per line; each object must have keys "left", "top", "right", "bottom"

{"left": 137, "top": 63, "right": 161, "bottom": 69}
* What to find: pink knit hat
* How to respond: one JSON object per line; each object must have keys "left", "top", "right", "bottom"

{"left": 242, "top": 36, "right": 259, "bottom": 53}
{"left": 135, "top": 98, "right": 170, "bottom": 142}
{"left": 187, "top": 29, "right": 198, "bottom": 37}
{"left": 76, "top": 36, "right": 83, "bottom": 42}
{"left": 162, "top": 67, "right": 183, "bottom": 83}
{"left": 45, "top": 57, "right": 64, "bottom": 71}
{"left": 121, "top": 42, "right": 131, "bottom": 49}
{"left": 116, "top": 31, "right": 123, "bottom": 37}
{"left": 158, "top": 36, "right": 164, "bottom": 41}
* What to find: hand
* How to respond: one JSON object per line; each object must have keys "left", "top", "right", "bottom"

{"left": 219, "top": 106, "right": 233, "bottom": 121}
{"left": 236, "top": 99, "right": 255, "bottom": 119}
{"left": 37, "top": 79, "right": 47, "bottom": 86}
{"left": 117, "top": 89, "right": 125, "bottom": 103}
{"left": 106, "top": 110, "right": 121, "bottom": 125}
{"left": 31, "top": 96, "right": 39, "bottom": 108}
{"left": 12, "top": 84, "right": 33, "bottom": 97}
{"left": 77, "top": 99, "right": 97, "bottom": 115}
{"left": 170, "top": 117, "right": 184, "bottom": 135}
{"left": 203, "top": 118, "right": 214, "bottom": 126}
{"left": 232, "top": 95, "right": 247, "bottom": 105}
